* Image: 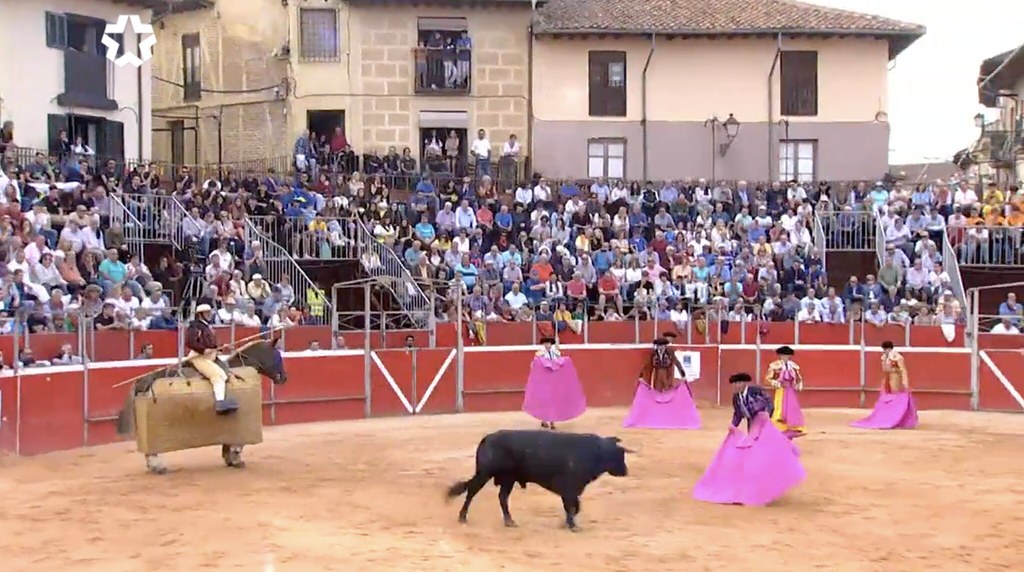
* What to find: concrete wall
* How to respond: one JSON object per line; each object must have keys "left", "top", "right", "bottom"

{"left": 531, "top": 36, "right": 892, "bottom": 182}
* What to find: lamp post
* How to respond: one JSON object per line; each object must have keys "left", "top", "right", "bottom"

{"left": 703, "top": 113, "right": 742, "bottom": 183}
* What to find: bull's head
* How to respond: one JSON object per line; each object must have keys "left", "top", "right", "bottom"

{"left": 600, "top": 436, "right": 632, "bottom": 477}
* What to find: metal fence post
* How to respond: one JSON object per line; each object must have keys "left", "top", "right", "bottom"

{"left": 363, "top": 283, "right": 373, "bottom": 418}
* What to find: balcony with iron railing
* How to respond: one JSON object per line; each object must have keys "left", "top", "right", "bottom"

{"left": 412, "top": 46, "right": 472, "bottom": 95}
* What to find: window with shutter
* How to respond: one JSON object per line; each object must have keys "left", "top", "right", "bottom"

{"left": 780, "top": 51, "right": 818, "bottom": 117}
{"left": 47, "top": 114, "right": 69, "bottom": 155}
{"left": 101, "top": 119, "right": 125, "bottom": 163}
{"left": 588, "top": 51, "right": 626, "bottom": 117}
{"left": 779, "top": 140, "right": 816, "bottom": 182}
{"left": 182, "top": 34, "right": 201, "bottom": 102}
{"left": 587, "top": 138, "right": 627, "bottom": 179}
{"left": 45, "top": 12, "right": 68, "bottom": 49}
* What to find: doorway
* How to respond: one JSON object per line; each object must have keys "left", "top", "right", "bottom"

{"left": 170, "top": 120, "right": 185, "bottom": 166}
{"left": 419, "top": 127, "right": 467, "bottom": 176}
{"left": 306, "top": 109, "right": 345, "bottom": 143}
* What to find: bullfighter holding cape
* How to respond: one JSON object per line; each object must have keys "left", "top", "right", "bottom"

{"left": 623, "top": 333, "right": 701, "bottom": 429}
{"left": 522, "top": 337, "right": 587, "bottom": 430}
{"left": 851, "top": 341, "right": 919, "bottom": 430}
{"left": 764, "top": 345, "right": 807, "bottom": 438}
{"left": 693, "top": 373, "right": 805, "bottom": 506}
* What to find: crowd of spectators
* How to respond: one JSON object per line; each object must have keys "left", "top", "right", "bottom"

{"left": 0, "top": 129, "right": 188, "bottom": 348}
{"left": 6, "top": 115, "right": 1024, "bottom": 346}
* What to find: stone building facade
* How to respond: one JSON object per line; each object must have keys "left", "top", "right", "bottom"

{"left": 150, "top": 0, "right": 532, "bottom": 170}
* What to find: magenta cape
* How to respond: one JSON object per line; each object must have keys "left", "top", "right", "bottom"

{"left": 851, "top": 391, "right": 919, "bottom": 429}
{"left": 522, "top": 356, "right": 587, "bottom": 423}
{"left": 693, "top": 413, "right": 806, "bottom": 506}
{"left": 622, "top": 382, "right": 701, "bottom": 429}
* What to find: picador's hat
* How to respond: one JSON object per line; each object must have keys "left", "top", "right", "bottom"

{"left": 776, "top": 345, "right": 795, "bottom": 356}
{"left": 195, "top": 303, "right": 213, "bottom": 313}
{"left": 729, "top": 373, "right": 753, "bottom": 384}
{"left": 661, "top": 331, "right": 678, "bottom": 339}
{"left": 653, "top": 338, "right": 670, "bottom": 346}
{"left": 539, "top": 336, "right": 556, "bottom": 345}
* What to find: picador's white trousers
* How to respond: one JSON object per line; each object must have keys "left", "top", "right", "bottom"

{"left": 187, "top": 350, "right": 228, "bottom": 401}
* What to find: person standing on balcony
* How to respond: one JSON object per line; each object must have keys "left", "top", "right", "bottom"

{"left": 456, "top": 31, "right": 472, "bottom": 88}
{"left": 470, "top": 129, "right": 491, "bottom": 178}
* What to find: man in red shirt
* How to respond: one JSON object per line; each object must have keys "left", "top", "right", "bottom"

{"left": 329, "top": 126, "right": 348, "bottom": 153}
{"left": 566, "top": 271, "right": 588, "bottom": 309}
{"left": 597, "top": 270, "right": 623, "bottom": 316}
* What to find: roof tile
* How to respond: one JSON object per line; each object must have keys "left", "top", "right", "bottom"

{"left": 535, "top": 0, "right": 924, "bottom": 36}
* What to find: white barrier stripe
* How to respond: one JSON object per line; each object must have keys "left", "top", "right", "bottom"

{"left": 415, "top": 349, "right": 456, "bottom": 413}
{"left": 979, "top": 351, "right": 1024, "bottom": 410}
{"left": 464, "top": 343, "right": 969, "bottom": 354}
{"left": 7, "top": 343, "right": 972, "bottom": 378}
{"left": 369, "top": 351, "right": 414, "bottom": 413}
{"left": 9, "top": 349, "right": 368, "bottom": 377}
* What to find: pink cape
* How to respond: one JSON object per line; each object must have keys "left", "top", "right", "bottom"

{"left": 778, "top": 379, "right": 806, "bottom": 429}
{"left": 851, "top": 391, "right": 919, "bottom": 429}
{"left": 522, "top": 356, "right": 587, "bottom": 423}
{"left": 622, "top": 382, "right": 701, "bottom": 429}
{"left": 693, "top": 413, "right": 806, "bottom": 506}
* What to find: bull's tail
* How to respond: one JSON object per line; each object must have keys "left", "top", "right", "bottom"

{"left": 446, "top": 480, "right": 470, "bottom": 499}
{"left": 115, "top": 393, "right": 136, "bottom": 436}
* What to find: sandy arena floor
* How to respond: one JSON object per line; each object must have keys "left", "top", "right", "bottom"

{"left": 1, "top": 407, "right": 1023, "bottom": 572}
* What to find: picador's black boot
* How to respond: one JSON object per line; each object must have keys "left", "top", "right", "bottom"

{"left": 215, "top": 397, "right": 239, "bottom": 415}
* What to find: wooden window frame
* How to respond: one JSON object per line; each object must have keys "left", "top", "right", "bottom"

{"left": 298, "top": 7, "right": 341, "bottom": 63}
{"left": 587, "top": 138, "right": 627, "bottom": 179}
{"left": 182, "top": 33, "right": 201, "bottom": 102}
{"left": 588, "top": 51, "right": 627, "bottom": 117}
{"left": 779, "top": 139, "right": 817, "bottom": 183}
{"left": 780, "top": 51, "right": 818, "bottom": 117}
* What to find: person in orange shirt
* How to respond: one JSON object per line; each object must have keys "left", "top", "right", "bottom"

{"left": 530, "top": 254, "right": 554, "bottom": 282}
{"left": 984, "top": 207, "right": 1006, "bottom": 227}
{"left": 1005, "top": 204, "right": 1024, "bottom": 227}
{"left": 965, "top": 206, "right": 984, "bottom": 227}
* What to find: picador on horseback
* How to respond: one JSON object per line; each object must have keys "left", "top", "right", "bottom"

{"left": 187, "top": 303, "right": 239, "bottom": 414}
{"left": 114, "top": 305, "right": 289, "bottom": 475}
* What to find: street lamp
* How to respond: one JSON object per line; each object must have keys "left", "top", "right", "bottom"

{"left": 722, "top": 113, "right": 741, "bottom": 142}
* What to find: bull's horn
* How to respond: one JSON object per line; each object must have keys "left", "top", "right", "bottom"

{"left": 620, "top": 447, "right": 637, "bottom": 454}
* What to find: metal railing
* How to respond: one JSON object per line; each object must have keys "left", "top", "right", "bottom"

{"left": 115, "top": 193, "right": 199, "bottom": 251}
{"left": 875, "top": 215, "right": 887, "bottom": 268}
{"left": 243, "top": 218, "right": 334, "bottom": 320}
{"left": 812, "top": 211, "right": 827, "bottom": 272}
{"left": 818, "top": 209, "right": 879, "bottom": 251}
{"left": 109, "top": 193, "right": 147, "bottom": 259}
{"left": 953, "top": 225, "right": 1024, "bottom": 266}
{"left": 351, "top": 218, "right": 431, "bottom": 327}
{"left": 412, "top": 46, "right": 472, "bottom": 94}
{"left": 941, "top": 230, "right": 968, "bottom": 320}
{"left": 249, "top": 215, "right": 360, "bottom": 260}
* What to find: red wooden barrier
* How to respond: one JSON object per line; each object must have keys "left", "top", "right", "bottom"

{"left": 0, "top": 341, "right": 1017, "bottom": 458}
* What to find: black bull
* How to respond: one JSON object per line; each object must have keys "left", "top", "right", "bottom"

{"left": 446, "top": 430, "right": 632, "bottom": 531}
{"left": 115, "top": 340, "right": 287, "bottom": 436}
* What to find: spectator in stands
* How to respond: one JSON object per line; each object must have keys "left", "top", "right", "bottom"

{"left": 135, "top": 343, "right": 154, "bottom": 360}
{"left": 990, "top": 318, "right": 1019, "bottom": 334}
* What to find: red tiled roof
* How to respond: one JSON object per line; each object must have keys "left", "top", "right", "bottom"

{"left": 535, "top": 0, "right": 925, "bottom": 57}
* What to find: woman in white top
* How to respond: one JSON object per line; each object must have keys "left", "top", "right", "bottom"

{"left": 32, "top": 252, "right": 66, "bottom": 292}
{"left": 611, "top": 206, "right": 630, "bottom": 239}
{"left": 608, "top": 181, "right": 629, "bottom": 204}
{"left": 72, "top": 136, "right": 95, "bottom": 158}
{"left": 796, "top": 300, "right": 821, "bottom": 323}
{"left": 710, "top": 220, "right": 731, "bottom": 250}
{"left": 624, "top": 257, "right": 643, "bottom": 288}
{"left": 268, "top": 308, "right": 294, "bottom": 328}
